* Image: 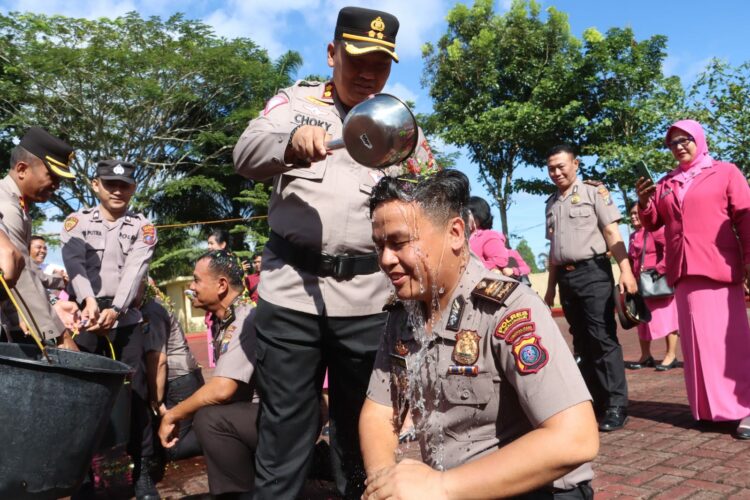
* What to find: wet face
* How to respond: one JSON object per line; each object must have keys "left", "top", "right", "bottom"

{"left": 207, "top": 236, "right": 227, "bottom": 251}
{"left": 29, "top": 238, "right": 47, "bottom": 264}
{"left": 372, "top": 200, "right": 464, "bottom": 305}
{"left": 252, "top": 255, "right": 262, "bottom": 273}
{"left": 547, "top": 151, "right": 579, "bottom": 192}
{"left": 630, "top": 207, "right": 641, "bottom": 229}
{"left": 667, "top": 129, "right": 698, "bottom": 164}
{"left": 189, "top": 258, "right": 223, "bottom": 312}
{"left": 92, "top": 178, "right": 135, "bottom": 213}
{"left": 327, "top": 42, "right": 392, "bottom": 108}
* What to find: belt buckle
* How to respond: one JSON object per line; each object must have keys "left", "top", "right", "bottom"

{"left": 564, "top": 264, "right": 576, "bottom": 271}
{"left": 319, "top": 253, "right": 337, "bottom": 277}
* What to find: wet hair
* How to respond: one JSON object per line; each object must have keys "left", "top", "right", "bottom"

{"left": 196, "top": 250, "right": 244, "bottom": 292}
{"left": 467, "top": 196, "right": 493, "bottom": 230}
{"left": 10, "top": 146, "right": 38, "bottom": 169}
{"left": 369, "top": 169, "right": 471, "bottom": 227}
{"left": 546, "top": 144, "right": 577, "bottom": 160}
{"left": 208, "top": 229, "right": 230, "bottom": 247}
{"left": 30, "top": 235, "right": 46, "bottom": 244}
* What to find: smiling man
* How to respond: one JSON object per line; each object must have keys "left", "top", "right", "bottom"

{"left": 232, "top": 6, "right": 436, "bottom": 498}
{"left": 360, "top": 170, "right": 598, "bottom": 500}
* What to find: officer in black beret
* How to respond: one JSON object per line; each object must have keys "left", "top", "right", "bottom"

{"left": 234, "top": 5, "right": 437, "bottom": 500}
{"left": 0, "top": 127, "right": 78, "bottom": 348}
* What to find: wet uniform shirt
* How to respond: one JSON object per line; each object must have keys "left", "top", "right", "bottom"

{"left": 60, "top": 206, "right": 157, "bottom": 327}
{"left": 367, "top": 257, "right": 593, "bottom": 490}
{"left": 211, "top": 297, "right": 259, "bottom": 403}
{"left": 142, "top": 298, "right": 200, "bottom": 381}
{"left": 0, "top": 176, "right": 66, "bottom": 340}
{"left": 545, "top": 178, "right": 621, "bottom": 266}
{"left": 233, "top": 80, "right": 436, "bottom": 317}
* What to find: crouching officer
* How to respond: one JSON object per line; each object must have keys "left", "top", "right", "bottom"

{"left": 61, "top": 160, "right": 159, "bottom": 499}
{"left": 360, "top": 170, "right": 599, "bottom": 499}
{"left": 159, "top": 250, "right": 258, "bottom": 499}
{"left": 0, "top": 127, "right": 77, "bottom": 349}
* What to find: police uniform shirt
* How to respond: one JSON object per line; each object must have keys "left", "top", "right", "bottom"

{"left": 367, "top": 257, "right": 593, "bottom": 489}
{"left": 545, "top": 178, "right": 621, "bottom": 266}
{"left": 233, "top": 80, "right": 436, "bottom": 317}
{"left": 60, "top": 206, "right": 157, "bottom": 327}
{"left": 212, "top": 299, "right": 258, "bottom": 403}
{"left": 142, "top": 299, "right": 200, "bottom": 381}
{"left": 0, "top": 176, "right": 66, "bottom": 340}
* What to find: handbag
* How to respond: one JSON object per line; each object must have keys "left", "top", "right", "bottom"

{"left": 638, "top": 232, "right": 674, "bottom": 299}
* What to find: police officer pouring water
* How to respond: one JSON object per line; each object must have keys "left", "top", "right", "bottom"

{"left": 233, "top": 6, "right": 435, "bottom": 498}
{"left": 544, "top": 145, "right": 637, "bottom": 432}
{"left": 61, "top": 160, "right": 159, "bottom": 499}
{"left": 0, "top": 127, "right": 78, "bottom": 349}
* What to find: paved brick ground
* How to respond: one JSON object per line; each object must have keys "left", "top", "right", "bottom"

{"left": 147, "top": 314, "right": 750, "bottom": 499}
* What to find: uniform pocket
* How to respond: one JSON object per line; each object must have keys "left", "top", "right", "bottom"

{"left": 569, "top": 205, "right": 593, "bottom": 227}
{"left": 441, "top": 372, "right": 497, "bottom": 441}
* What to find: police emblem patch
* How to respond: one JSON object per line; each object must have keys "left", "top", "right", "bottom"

{"left": 113, "top": 164, "right": 125, "bottom": 175}
{"left": 512, "top": 335, "right": 549, "bottom": 374}
{"left": 571, "top": 194, "right": 581, "bottom": 205}
{"left": 494, "top": 308, "right": 531, "bottom": 340}
{"left": 453, "top": 330, "right": 480, "bottom": 366}
{"left": 64, "top": 216, "right": 78, "bottom": 232}
{"left": 142, "top": 224, "right": 156, "bottom": 245}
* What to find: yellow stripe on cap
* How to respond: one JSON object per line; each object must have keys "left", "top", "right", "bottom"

{"left": 344, "top": 42, "right": 399, "bottom": 62}
{"left": 342, "top": 32, "right": 396, "bottom": 48}
{"left": 45, "top": 155, "right": 75, "bottom": 179}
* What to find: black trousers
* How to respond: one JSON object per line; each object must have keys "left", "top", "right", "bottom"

{"left": 253, "top": 299, "right": 386, "bottom": 500}
{"left": 74, "top": 324, "right": 154, "bottom": 458}
{"left": 558, "top": 259, "right": 628, "bottom": 408}
{"left": 516, "top": 481, "right": 594, "bottom": 499}
{"left": 193, "top": 401, "right": 259, "bottom": 495}
{"left": 162, "top": 369, "right": 205, "bottom": 461}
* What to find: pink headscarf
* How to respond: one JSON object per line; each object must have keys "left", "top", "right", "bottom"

{"left": 666, "top": 119, "right": 714, "bottom": 172}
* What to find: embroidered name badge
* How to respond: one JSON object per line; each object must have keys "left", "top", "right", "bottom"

{"left": 142, "top": 224, "right": 156, "bottom": 245}
{"left": 64, "top": 216, "right": 79, "bottom": 232}
{"left": 512, "top": 335, "right": 549, "bottom": 375}
{"left": 494, "top": 308, "right": 531, "bottom": 340}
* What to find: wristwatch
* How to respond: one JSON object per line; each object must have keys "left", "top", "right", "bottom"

{"left": 111, "top": 305, "right": 122, "bottom": 317}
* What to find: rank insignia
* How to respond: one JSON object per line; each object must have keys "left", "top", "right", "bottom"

{"left": 142, "top": 224, "right": 156, "bottom": 245}
{"left": 472, "top": 279, "right": 519, "bottom": 306}
{"left": 494, "top": 308, "right": 531, "bottom": 340}
{"left": 446, "top": 296, "right": 465, "bottom": 332}
{"left": 453, "top": 330, "right": 480, "bottom": 366}
{"left": 64, "top": 216, "right": 78, "bottom": 232}
{"left": 394, "top": 339, "right": 409, "bottom": 356}
{"left": 323, "top": 83, "right": 333, "bottom": 99}
{"left": 19, "top": 196, "right": 27, "bottom": 213}
{"left": 512, "top": 335, "right": 549, "bottom": 374}
{"left": 597, "top": 186, "right": 613, "bottom": 205}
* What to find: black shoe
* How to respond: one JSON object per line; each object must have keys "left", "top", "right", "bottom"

{"left": 625, "top": 356, "right": 655, "bottom": 370}
{"left": 598, "top": 407, "right": 628, "bottom": 432}
{"left": 133, "top": 456, "right": 161, "bottom": 500}
{"left": 655, "top": 358, "right": 680, "bottom": 371}
{"left": 735, "top": 417, "right": 750, "bottom": 440}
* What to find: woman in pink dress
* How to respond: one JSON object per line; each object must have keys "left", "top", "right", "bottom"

{"left": 625, "top": 204, "right": 679, "bottom": 371}
{"left": 637, "top": 119, "right": 750, "bottom": 439}
{"left": 467, "top": 196, "right": 511, "bottom": 274}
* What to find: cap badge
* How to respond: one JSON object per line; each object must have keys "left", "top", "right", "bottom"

{"left": 113, "top": 164, "right": 125, "bottom": 175}
{"left": 369, "top": 16, "right": 385, "bottom": 39}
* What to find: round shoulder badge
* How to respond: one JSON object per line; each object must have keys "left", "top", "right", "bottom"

{"left": 64, "top": 216, "right": 79, "bottom": 232}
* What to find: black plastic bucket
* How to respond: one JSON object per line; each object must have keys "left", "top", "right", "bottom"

{"left": 0, "top": 343, "right": 132, "bottom": 499}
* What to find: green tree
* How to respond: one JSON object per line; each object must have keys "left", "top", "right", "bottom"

{"left": 578, "top": 27, "right": 684, "bottom": 208}
{"left": 515, "top": 238, "right": 539, "bottom": 273}
{"left": 423, "top": 0, "right": 586, "bottom": 236}
{"left": 689, "top": 58, "right": 750, "bottom": 174}
{"left": 0, "top": 12, "right": 300, "bottom": 279}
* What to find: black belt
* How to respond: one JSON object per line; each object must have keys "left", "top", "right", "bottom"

{"left": 557, "top": 254, "right": 609, "bottom": 272}
{"left": 95, "top": 297, "right": 114, "bottom": 310}
{"left": 267, "top": 231, "right": 380, "bottom": 280}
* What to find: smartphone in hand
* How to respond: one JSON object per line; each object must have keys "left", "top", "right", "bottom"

{"left": 632, "top": 160, "right": 654, "bottom": 184}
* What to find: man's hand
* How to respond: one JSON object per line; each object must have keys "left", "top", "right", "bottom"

{"left": 284, "top": 125, "right": 331, "bottom": 166}
{"left": 95, "top": 308, "right": 119, "bottom": 331}
{"left": 56, "top": 330, "right": 79, "bottom": 351}
{"left": 363, "top": 459, "right": 448, "bottom": 500}
{"left": 0, "top": 240, "right": 24, "bottom": 287}
{"left": 53, "top": 300, "right": 81, "bottom": 330}
{"left": 635, "top": 177, "right": 656, "bottom": 209}
{"left": 544, "top": 287, "right": 556, "bottom": 307}
{"left": 159, "top": 411, "right": 180, "bottom": 448}
{"left": 81, "top": 297, "right": 100, "bottom": 328}
{"left": 619, "top": 269, "right": 638, "bottom": 295}
{"left": 241, "top": 260, "right": 251, "bottom": 273}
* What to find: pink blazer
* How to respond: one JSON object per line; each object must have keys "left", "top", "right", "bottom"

{"left": 639, "top": 161, "right": 750, "bottom": 286}
{"left": 469, "top": 229, "right": 509, "bottom": 270}
{"left": 507, "top": 249, "right": 531, "bottom": 276}
{"left": 628, "top": 227, "right": 667, "bottom": 280}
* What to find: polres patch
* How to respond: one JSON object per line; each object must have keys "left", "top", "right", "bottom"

{"left": 263, "top": 94, "right": 288, "bottom": 116}
{"left": 494, "top": 308, "right": 531, "bottom": 340}
{"left": 142, "top": 224, "right": 156, "bottom": 245}
{"left": 504, "top": 321, "right": 536, "bottom": 345}
{"left": 512, "top": 335, "right": 549, "bottom": 375}
{"left": 64, "top": 216, "right": 78, "bottom": 232}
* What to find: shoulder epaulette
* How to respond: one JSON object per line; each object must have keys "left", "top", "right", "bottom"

{"left": 471, "top": 278, "right": 519, "bottom": 306}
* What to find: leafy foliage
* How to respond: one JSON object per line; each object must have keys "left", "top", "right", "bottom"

{"left": 515, "top": 238, "right": 539, "bottom": 273}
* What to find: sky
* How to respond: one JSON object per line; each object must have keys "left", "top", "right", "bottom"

{"left": 2, "top": 0, "right": 749, "bottom": 267}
